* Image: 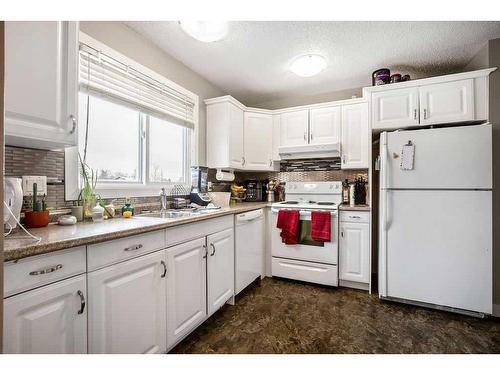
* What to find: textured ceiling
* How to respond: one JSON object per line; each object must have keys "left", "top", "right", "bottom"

{"left": 125, "top": 21, "right": 500, "bottom": 106}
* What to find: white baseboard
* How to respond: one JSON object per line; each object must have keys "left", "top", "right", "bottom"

{"left": 493, "top": 304, "right": 500, "bottom": 317}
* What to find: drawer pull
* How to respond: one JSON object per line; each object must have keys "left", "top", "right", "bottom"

{"left": 349, "top": 215, "right": 361, "bottom": 219}
{"left": 124, "top": 244, "right": 143, "bottom": 252}
{"left": 160, "top": 261, "right": 167, "bottom": 278}
{"left": 77, "top": 290, "right": 86, "bottom": 315}
{"left": 202, "top": 244, "right": 208, "bottom": 259}
{"left": 210, "top": 243, "right": 216, "bottom": 256}
{"left": 29, "top": 264, "right": 63, "bottom": 276}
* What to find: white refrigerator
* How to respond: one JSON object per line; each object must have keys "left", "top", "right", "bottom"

{"left": 378, "top": 124, "right": 492, "bottom": 315}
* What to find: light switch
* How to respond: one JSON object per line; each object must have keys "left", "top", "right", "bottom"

{"left": 22, "top": 176, "right": 47, "bottom": 196}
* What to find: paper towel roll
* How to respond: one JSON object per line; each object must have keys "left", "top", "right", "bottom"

{"left": 215, "top": 169, "right": 235, "bottom": 181}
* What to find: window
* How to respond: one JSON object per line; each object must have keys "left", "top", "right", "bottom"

{"left": 65, "top": 33, "right": 199, "bottom": 199}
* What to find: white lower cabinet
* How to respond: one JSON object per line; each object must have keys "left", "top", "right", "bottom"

{"left": 166, "top": 237, "right": 207, "bottom": 349}
{"left": 339, "top": 214, "right": 370, "bottom": 286}
{"left": 207, "top": 228, "right": 235, "bottom": 316}
{"left": 87, "top": 250, "right": 167, "bottom": 354}
{"left": 3, "top": 275, "right": 87, "bottom": 354}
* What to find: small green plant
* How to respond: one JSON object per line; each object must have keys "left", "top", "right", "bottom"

{"left": 79, "top": 153, "right": 99, "bottom": 218}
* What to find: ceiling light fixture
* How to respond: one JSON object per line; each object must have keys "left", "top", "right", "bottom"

{"left": 179, "top": 21, "right": 228, "bottom": 42}
{"left": 289, "top": 54, "right": 327, "bottom": 77}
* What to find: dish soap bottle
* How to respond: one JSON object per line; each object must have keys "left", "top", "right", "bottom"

{"left": 122, "top": 197, "right": 134, "bottom": 217}
{"left": 92, "top": 203, "right": 105, "bottom": 222}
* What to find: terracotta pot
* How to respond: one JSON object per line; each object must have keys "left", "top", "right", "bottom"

{"left": 24, "top": 210, "right": 50, "bottom": 228}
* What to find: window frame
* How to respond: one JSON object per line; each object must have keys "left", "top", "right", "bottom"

{"left": 65, "top": 32, "right": 199, "bottom": 200}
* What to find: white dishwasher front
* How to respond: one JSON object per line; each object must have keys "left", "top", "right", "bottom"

{"left": 235, "top": 209, "right": 264, "bottom": 295}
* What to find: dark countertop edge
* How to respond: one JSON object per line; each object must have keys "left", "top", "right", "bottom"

{"left": 4, "top": 203, "right": 271, "bottom": 262}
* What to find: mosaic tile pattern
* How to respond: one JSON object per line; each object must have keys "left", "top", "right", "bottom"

{"left": 279, "top": 158, "right": 341, "bottom": 172}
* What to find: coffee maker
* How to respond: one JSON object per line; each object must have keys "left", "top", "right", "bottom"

{"left": 190, "top": 166, "right": 211, "bottom": 206}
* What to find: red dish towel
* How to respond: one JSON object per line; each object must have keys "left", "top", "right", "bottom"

{"left": 277, "top": 210, "right": 300, "bottom": 245}
{"left": 311, "top": 211, "right": 331, "bottom": 242}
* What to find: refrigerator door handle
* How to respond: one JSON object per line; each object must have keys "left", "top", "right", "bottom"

{"left": 379, "top": 131, "right": 389, "bottom": 297}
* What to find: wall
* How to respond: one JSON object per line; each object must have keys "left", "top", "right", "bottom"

{"left": 79, "top": 21, "right": 226, "bottom": 166}
{"left": 252, "top": 87, "right": 363, "bottom": 110}
{"left": 487, "top": 38, "right": 500, "bottom": 312}
{"left": 1, "top": 20, "right": 5, "bottom": 353}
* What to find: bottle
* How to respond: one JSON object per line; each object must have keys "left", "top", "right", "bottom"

{"left": 92, "top": 203, "right": 105, "bottom": 222}
{"left": 349, "top": 183, "right": 355, "bottom": 207}
{"left": 121, "top": 197, "right": 134, "bottom": 217}
{"left": 342, "top": 179, "right": 350, "bottom": 204}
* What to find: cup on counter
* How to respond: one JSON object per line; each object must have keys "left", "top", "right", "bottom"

{"left": 71, "top": 206, "right": 84, "bottom": 222}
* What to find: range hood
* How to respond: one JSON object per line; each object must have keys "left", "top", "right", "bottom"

{"left": 278, "top": 143, "right": 341, "bottom": 160}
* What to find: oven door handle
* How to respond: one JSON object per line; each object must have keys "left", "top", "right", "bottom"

{"left": 271, "top": 208, "right": 337, "bottom": 217}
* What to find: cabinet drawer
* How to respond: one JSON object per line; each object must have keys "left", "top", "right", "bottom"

{"left": 340, "top": 211, "right": 370, "bottom": 223}
{"left": 4, "top": 247, "right": 86, "bottom": 297}
{"left": 166, "top": 215, "right": 233, "bottom": 247}
{"left": 87, "top": 230, "right": 166, "bottom": 271}
{"left": 272, "top": 257, "right": 338, "bottom": 286}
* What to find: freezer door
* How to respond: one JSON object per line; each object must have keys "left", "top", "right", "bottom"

{"left": 382, "top": 190, "right": 492, "bottom": 314}
{"left": 385, "top": 124, "right": 492, "bottom": 189}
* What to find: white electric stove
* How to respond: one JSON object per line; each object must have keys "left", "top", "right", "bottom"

{"left": 270, "top": 181, "right": 342, "bottom": 286}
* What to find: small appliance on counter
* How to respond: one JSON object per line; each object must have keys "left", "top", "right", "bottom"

{"left": 190, "top": 166, "right": 211, "bottom": 206}
{"left": 245, "top": 180, "right": 263, "bottom": 202}
{"left": 4, "top": 177, "right": 23, "bottom": 229}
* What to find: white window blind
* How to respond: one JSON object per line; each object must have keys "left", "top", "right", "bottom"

{"left": 79, "top": 43, "right": 196, "bottom": 128}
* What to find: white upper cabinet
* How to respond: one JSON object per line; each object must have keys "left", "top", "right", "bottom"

{"left": 3, "top": 275, "right": 87, "bottom": 354}
{"left": 341, "top": 103, "right": 369, "bottom": 169}
{"left": 87, "top": 251, "right": 167, "bottom": 354}
{"left": 272, "top": 114, "right": 281, "bottom": 161}
{"left": 366, "top": 69, "right": 495, "bottom": 131}
{"left": 309, "top": 106, "right": 341, "bottom": 145}
{"left": 372, "top": 87, "right": 419, "bottom": 130}
{"left": 419, "top": 79, "right": 474, "bottom": 125}
{"left": 280, "top": 109, "right": 309, "bottom": 147}
{"left": 207, "top": 228, "right": 235, "bottom": 316}
{"left": 206, "top": 99, "right": 244, "bottom": 169}
{"left": 244, "top": 111, "right": 273, "bottom": 170}
{"left": 5, "top": 21, "right": 79, "bottom": 150}
{"left": 166, "top": 238, "right": 207, "bottom": 349}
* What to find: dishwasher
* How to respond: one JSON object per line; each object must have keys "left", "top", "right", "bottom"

{"left": 235, "top": 208, "right": 264, "bottom": 295}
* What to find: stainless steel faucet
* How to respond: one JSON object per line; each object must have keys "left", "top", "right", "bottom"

{"left": 160, "top": 188, "right": 168, "bottom": 211}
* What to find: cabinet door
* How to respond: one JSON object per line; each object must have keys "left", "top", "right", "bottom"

{"left": 207, "top": 228, "right": 235, "bottom": 316}
{"left": 339, "top": 222, "right": 370, "bottom": 283}
{"left": 341, "top": 103, "right": 369, "bottom": 169}
{"left": 372, "top": 87, "right": 419, "bottom": 130}
{"left": 309, "top": 106, "right": 341, "bottom": 145}
{"left": 419, "top": 79, "right": 474, "bottom": 125}
{"left": 272, "top": 114, "right": 281, "bottom": 161}
{"left": 244, "top": 111, "right": 273, "bottom": 170}
{"left": 229, "top": 103, "right": 245, "bottom": 168}
{"left": 5, "top": 21, "right": 78, "bottom": 150}
{"left": 88, "top": 251, "right": 167, "bottom": 354}
{"left": 280, "top": 110, "right": 309, "bottom": 147}
{"left": 3, "top": 275, "right": 87, "bottom": 354}
{"left": 166, "top": 238, "right": 207, "bottom": 349}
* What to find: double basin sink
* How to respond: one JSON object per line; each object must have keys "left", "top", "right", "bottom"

{"left": 137, "top": 208, "right": 220, "bottom": 219}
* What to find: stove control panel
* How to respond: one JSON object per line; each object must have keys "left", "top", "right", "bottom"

{"left": 285, "top": 181, "right": 342, "bottom": 194}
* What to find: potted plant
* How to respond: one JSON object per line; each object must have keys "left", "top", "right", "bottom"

{"left": 79, "top": 153, "right": 99, "bottom": 219}
{"left": 24, "top": 184, "right": 50, "bottom": 228}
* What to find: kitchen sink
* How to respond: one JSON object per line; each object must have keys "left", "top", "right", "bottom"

{"left": 137, "top": 207, "right": 221, "bottom": 219}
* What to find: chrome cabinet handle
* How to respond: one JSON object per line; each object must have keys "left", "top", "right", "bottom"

{"left": 341, "top": 231, "right": 344, "bottom": 237}
{"left": 77, "top": 290, "right": 86, "bottom": 315}
{"left": 303, "top": 132, "right": 307, "bottom": 141}
{"left": 241, "top": 156, "right": 245, "bottom": 166}
{"left": 349, "top": 215, "right": 361, "bottom": 219}
{"left": 310, "top": 132, "right": 313, "bottom": 140}
{"left": 342, "top": 155, "right": 346, "bottom": 164}
{"left": 210, "top": 243, "right": 216, "bottom": 256}
{"left": 29, "top": 264, "right": 63, "bottom": 276}
{"left": 160, "top": 261, "right": 167, "bottom": 278}
{"left": 69, "top": 115, "right": 77, "bottom": 134}
{"left": 413, "top": 109, "right": 417, "bottom": 120}
{"left": 269, "top": 159, "right": 272, "bottom": 167}
{"left": 423, "top": 109, "right": 427, "bottom": 120}
{"left": 124, "top": 244, "right": 143, "bottom": 251}
{"left": 202, "top": 244, "right": 208, "bottom": 259}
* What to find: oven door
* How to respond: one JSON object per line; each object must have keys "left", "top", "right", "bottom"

{"left": 271, "top": 209, "right": 338, "bottom": 265}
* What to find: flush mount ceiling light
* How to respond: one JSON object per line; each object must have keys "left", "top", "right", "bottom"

{"left": 289, "top": 54, "right": 327, "bottom": 77}
{"left": 179, "top": 21, "right": 229, "bottom": 42}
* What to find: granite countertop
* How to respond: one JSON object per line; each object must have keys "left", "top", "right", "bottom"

{"left": 338, "top": 204, "right": 371, "bottom": 212}
{"left": 3, "top": 202, "right": 270, "bottom": 262}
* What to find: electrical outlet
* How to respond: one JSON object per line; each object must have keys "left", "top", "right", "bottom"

{"left": 22, "top": 176, "right": 47, "bottom": 196}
